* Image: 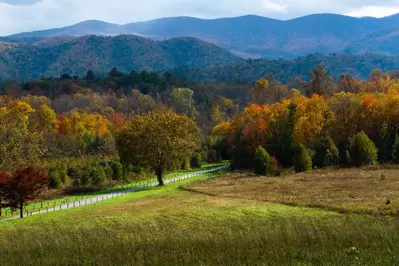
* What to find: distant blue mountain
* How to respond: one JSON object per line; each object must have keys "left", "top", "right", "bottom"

{"left": 6, "top": 13, "right": 399, "bottom": 58}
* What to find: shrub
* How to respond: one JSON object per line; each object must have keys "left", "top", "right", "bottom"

{"left": 68, "top": 166, "right": 82, "bottom": 187}
{"left": 343, "top": 150, "right": 352, "bottom": 166}
{"left": 349, "top": 131, "right": 378, "bottom": 167}
{"left": 254, "top": 146, "right": 270, "bottom": 176}
{"left": 80, "top": 166, "right": 92, "bottom": 187}
{"left": 268, "top": 156, "right": 280, "bottom": 176}
{"left": 123, "top": 163, "right": 134, "bottom": 176}
{"left": 313, "top": 137, "right": 340, "bottom": 168}
{"left": 110, "top": 160, "right": 124, "bottom": 181}
{"left": 90, "top": 165, "right": 106, "bottom": 186}
{"left": 181, "top": 157, "right": 191, "bottom": 170}
{"left": 169, "top": 159, "right": 182, "bottom": 171}
{"left": 102, "top": 161, "right": 114, "bottom": 181}
{"left": 58, "top": 163, "right": 68, "bottom": 183}
{"left": 190, "top": 153, "right": 204, "bottom": 168}
{"left": 207, "top": 149, "right": 218, "bottom": 163}
{"left": 293, "top": 144, "right": 313, "bottom": 173}
{"left": 392, "top": 134, "right": 399, "bottom": 164}
{"left": 49, "top": 168, "right": 62, "bottom": 189}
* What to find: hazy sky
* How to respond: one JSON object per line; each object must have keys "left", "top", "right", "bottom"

{"left": 1, "top": 0, "right": 399, "bottom": 35}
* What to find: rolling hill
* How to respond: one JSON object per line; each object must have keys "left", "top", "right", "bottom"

{"left": 171, "top": 53, "right": 399, "bottom": 83}
{"left": 7, "top": 13, "right": 399, "bottom": 58}
{"left": 0, "top": 35, "right": 241, "bottom": 81}
{"left": 343, "top": 27, "right": 399, "bottom": 55}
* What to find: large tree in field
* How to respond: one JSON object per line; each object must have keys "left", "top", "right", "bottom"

{"left": 115, "top": 110, "right": 200, "bottom": 185}
{"left": 8, "top": 167, "right": 49, "bottom": 218}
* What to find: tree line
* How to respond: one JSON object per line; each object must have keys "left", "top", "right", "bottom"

{"left": 212, "top": 71, "right": 399, "bottom": 174}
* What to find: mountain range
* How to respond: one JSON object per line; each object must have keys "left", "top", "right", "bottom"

{"left": 6, "top": 13, "right": 399, "bottom": 58}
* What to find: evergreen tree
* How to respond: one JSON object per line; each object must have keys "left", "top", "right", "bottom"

{"left": 293, "top": 144, "right": 313, "bottom": 173}
{"left": 254, "top": 145, "right": 270, "bottom": 176}
{"left": 349, "top": 131, "right": 378, "bottom": 167}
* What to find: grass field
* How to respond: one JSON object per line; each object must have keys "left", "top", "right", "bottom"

{"left": 0, "top": 168, "right": 399, "bottom": 265}
{"left": 186, "top": 166, "right": 399, "bottom": 215}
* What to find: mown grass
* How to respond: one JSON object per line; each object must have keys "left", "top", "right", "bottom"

{"left": 185, "top": 167, "right": 399, "bottom": 215}
{"left": 0, "top": 169, "right": 398, "bottom": 265}
{"left": 0, "top": 163, "right": 226, "bottom": 218}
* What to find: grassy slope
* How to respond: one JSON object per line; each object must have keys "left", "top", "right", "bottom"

{"left": 0, "top": 163, "right": 226, "bottom": 218}
{"left": 0, "top": 170, "right": 398, "bottom": 265}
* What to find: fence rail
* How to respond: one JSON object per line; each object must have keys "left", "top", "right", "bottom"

{"left": 2, "top": 164, "right": 229, "bottom": 221}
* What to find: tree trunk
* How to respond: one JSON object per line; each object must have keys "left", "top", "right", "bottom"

{"left": 155, "top": 168, "right": 164, "bottom": 186}
{"left": 19, "top": 201, "right": 23, "bottom": 218}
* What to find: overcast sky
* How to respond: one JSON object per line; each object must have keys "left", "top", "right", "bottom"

{"left": 1, "top": 0, "right": 399, "bottom": 35}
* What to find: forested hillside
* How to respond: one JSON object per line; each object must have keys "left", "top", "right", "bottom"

{"left": 172, "top": 54, "right": 399, "bottom": 83}
{"left": 0, "top": 35, "right": 241, "bottom": 81}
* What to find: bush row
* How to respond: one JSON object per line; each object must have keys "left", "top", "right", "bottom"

{"left": 251, "top": 131, "right": 384, "bottom": 175}
{"left": 47, "top": 150, "right": 217, "bottom": 189}
{"left": 48, "top": 158, "right": 126, "bottom": 189}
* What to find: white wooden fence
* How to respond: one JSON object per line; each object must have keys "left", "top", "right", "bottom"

{"left": 3, "top": 164, "right": 229, "bottom": 221}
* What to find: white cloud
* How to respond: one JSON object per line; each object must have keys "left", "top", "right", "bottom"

{"left": 1, "top": 0, "right": 399, "bottom": 35}
{"left": 346, "top": 5, "right": 399, "bottom": 18}
{"left": 261, "top": 0, "right": 288, "bottom": 13}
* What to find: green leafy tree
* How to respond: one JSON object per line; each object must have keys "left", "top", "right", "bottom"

{"left": 170, "top": 88, "right": 198, "bottom": 118}
{"left": 254, "top": 145, "right": 270, "bottom": 176}
{"left": 115, "top": 110, "right": 200, "bottom": 185}
{"left": 313, "top": 137, "right": 340, "bottom": 168}
{"left": 190, "top": 153, "right": 204, "bottom": 168}
{"left": 110, "top": 159, "right": 124, "bottom": 181}
{"left": 293, "top": 144, "right": 313, "bottom": 173}
{"left": 349, "top": 131, "right": 378, "bottom": 167}
{"left": 49, "top": 168, "right": 62, "bottom": 189}
{"left": 181, "top": 157, "right": 191, "bottom": 170}
{"left": 90, "top": 165, "right": 107, "bottom": 186}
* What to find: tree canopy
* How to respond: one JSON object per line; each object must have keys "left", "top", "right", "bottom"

{"left": 115, "top": 110, "right": 200, "bottom": 185}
